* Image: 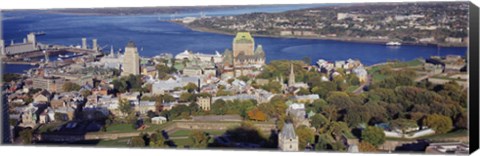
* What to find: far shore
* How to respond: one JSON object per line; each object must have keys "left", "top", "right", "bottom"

{"left": 171, "top": 21, "right": 467, "bottom": 48}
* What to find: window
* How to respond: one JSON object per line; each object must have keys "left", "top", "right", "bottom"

{"left": 290, "top": 145, "right": 292, "bottom": 149}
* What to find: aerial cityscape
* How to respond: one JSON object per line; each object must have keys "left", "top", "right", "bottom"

{"left": 1, "top": 1, "right": 469, "bottom": 155}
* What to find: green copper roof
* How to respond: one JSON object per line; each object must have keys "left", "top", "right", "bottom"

{"left": 233, "top": 32, "right": 254, "bottom": 44}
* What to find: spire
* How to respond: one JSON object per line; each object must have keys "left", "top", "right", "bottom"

{"left": 110, "top": 45, "right": 114, "bottom": 57}
{"left": 288, "top": 63, "right": 295, "bottom": 86}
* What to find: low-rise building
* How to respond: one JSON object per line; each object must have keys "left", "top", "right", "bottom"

{"left": 151, "top": 116, "right": 167, "bottom": 124}
{"left": 196, "top": 96, "right": 211, "bottom": 111}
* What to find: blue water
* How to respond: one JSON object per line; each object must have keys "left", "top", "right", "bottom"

{"left": 2, "top": 4, "right": 467, "bottom": 73}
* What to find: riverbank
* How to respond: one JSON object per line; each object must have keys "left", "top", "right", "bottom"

{"left": 175, "top": 21, "right": 467, "bottom": 48}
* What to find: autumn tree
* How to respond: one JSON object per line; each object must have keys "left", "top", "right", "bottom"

{"left": 424, "top": 114, "right": 453, "bottom": 134}
{"left": 247, "top": 108, "right": 267, "bottom": 121}
{"left": 358, "top": 141, "right": 377, "bottom": 152}
{"left": 361, "top": 126, "right": 385, "bottom": 147}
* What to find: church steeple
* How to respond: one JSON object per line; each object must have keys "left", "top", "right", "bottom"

{"left": 110, "top": 45, "right": 114, "bottom": 57}
{"left": 288, "top": 63, "right": 295, "bottom": 86}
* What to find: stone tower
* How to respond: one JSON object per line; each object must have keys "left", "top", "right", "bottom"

{"left": 0, "top": 40, "right": 5, "bottom": 56}
{"left": 27, "top": 32, "right": 36, "bottom": 45}
{"left": 278, "top": 123, "right": 299, "bottom": 151}
{"left": 81, "top": 38, "right": 87, "bottom": 49}
{"left": 288, "top": 63, "right": 295, "bottom": 86}
{"left": 92, "top": 38, "right": 98, "bottom": 52}
{"left": 122, "top": 41, "right": 140, "bottom": 76}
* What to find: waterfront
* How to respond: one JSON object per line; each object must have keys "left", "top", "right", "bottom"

{"left": 2, "top": 5, "right": 467, "bottom": 73}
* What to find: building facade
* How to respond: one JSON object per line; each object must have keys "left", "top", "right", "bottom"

{"left": 122, "top": 41, "right": 140, "bottom": 76}
{"left": 223, "top": 32, "right": 266, "bottom": 77}
{"left": 196, "top": 96, "right": 211, "bottom": 111}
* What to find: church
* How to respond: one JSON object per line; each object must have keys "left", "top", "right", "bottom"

{"left": 222, "top": 32, "right": 265, "bottom": 77}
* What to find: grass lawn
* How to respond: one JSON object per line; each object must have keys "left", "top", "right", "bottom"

{"left": 97, "top": 137, "right": 130, "bottom": 147}
{"left": 169, "top": 129, "right": 226, "bottom": 137}
{"left": 390, "top": 59, "right": 423, "bottom": 68}
{"left": 105, "top": 123, "right": 136, "bottom": 133}
{"left": 422, "top": 129, "right": 468, "bottom": 140}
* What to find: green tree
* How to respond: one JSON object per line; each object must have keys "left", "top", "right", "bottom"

{"left": 2, "top": 73, "right": 22, "bottom": 82}
{"left": 296, "top": 125, "right": 315, "bottom": 150}
{"left": 361, "top": 126, "right": 385, "bottom": 147}
{"left": 189, "top": 130, "right": 210, "bottom": 148}
{"left": 118, "top": 98, "right": 132, "bottom": 115}
{"left": 179, "top": 92, "right": 194, "bottom": 102}
{"left": 130, "top": 136, "right": 145, "bottom": 147}
{"left": 184, "top": 83, "right": 198, "bottom": 93}
{"left": 211, "top": 99, "right": 227, "bottom": 115}
{"left": 19, "top": 128, "right": 33, "bottom": 144}
{"left": 62, "top": 82, "right": 81, "bottom": 92}
{"left": 149, "top": 130, "right": 166, "bottom": 148}
{"left": 310, "top": 113, "right": 329, "bottom": 132}
{"left": 424, "top": 114, "right": 453, "bottom": 134}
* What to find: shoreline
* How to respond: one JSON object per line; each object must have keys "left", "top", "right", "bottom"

{"left": 174, "top": 22, "right": 467, "bottom": 48}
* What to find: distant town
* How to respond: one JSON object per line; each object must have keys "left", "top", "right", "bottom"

{"left": 0, "top": 2, "right": 470, "bottom": 155}
{"left": 175, "top": 2, "right": 469, "bottom": 47}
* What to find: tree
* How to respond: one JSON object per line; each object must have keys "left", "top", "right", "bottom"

{"left": 112, "top": 78, "right": 128, "bottom": 93}
{"left": 80, "top": 90, "right": 92, "bottom": 97}
{"left": 190, "top": 130, "right": 210, "bottom": 148}
{"left": 62, "top": 82, "right": 81, "bottom": 92}
{"left": 149, "top": 130, "right": 166, "bottom": 148}
{"left": 455, "top": 112, "right": 468, "bottom": 129}
{"left": 211, "top": 99, "right": 227, "bottom": 115}
{"left": 361, "top": 126, "right": 385, "bottom": 147}
{"left": 424, "top": 114, "right": 453, "bottom": 134}
{"left": 19, "top": 128, "right": 33, "bottom": 144}
{"left": 296, "top": 87, "right": 310, "bottom": 95}
{"left": 179, "top": 92, "right": 194, "bottom": 102}
{"left": 130, "top": 136, "right": 145, "bottom": 147}
{"left": 390, "top": 118, "right": 418, "bottom": 133}
{"left": 3, "top": 73, "right": 21, "bottom": 82}
{"left": 118, "top": 98, "right": 132, "bottom": 115}
{"left": 54, "top": 112, "right": 68, "bottom": 121}
{"left": 295, "top": 125, "right": 315, "bottom": 150}
{"left": 184, "top": 83, "right": 198, "bottom": 93}
{"left": 247, "top": 108, "right": 267, "bottom": 121}
{"left": 358, "top": 141, "right": 377, "bottom": 152}
{"left": 310, "top": 113, "right": 329, "bottom": 132}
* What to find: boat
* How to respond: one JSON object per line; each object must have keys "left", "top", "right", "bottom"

{"left": 386, "top": 42, "right": 402, "bottom": 46}
{"left": 58, "top": 54, "right": 64, "bottom": 58}
{"left": 33, "top": 31, "right": 46, "bottom": 36}
{"left": 57, "top": 58, "right": 63, "bottom": 61}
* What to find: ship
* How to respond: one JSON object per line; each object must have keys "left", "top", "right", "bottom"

{"left": 33, "top": 31, "right": 46, "bottom": 36}
{"left": 386, "top": 41, "right": 402, "bottom": 46}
